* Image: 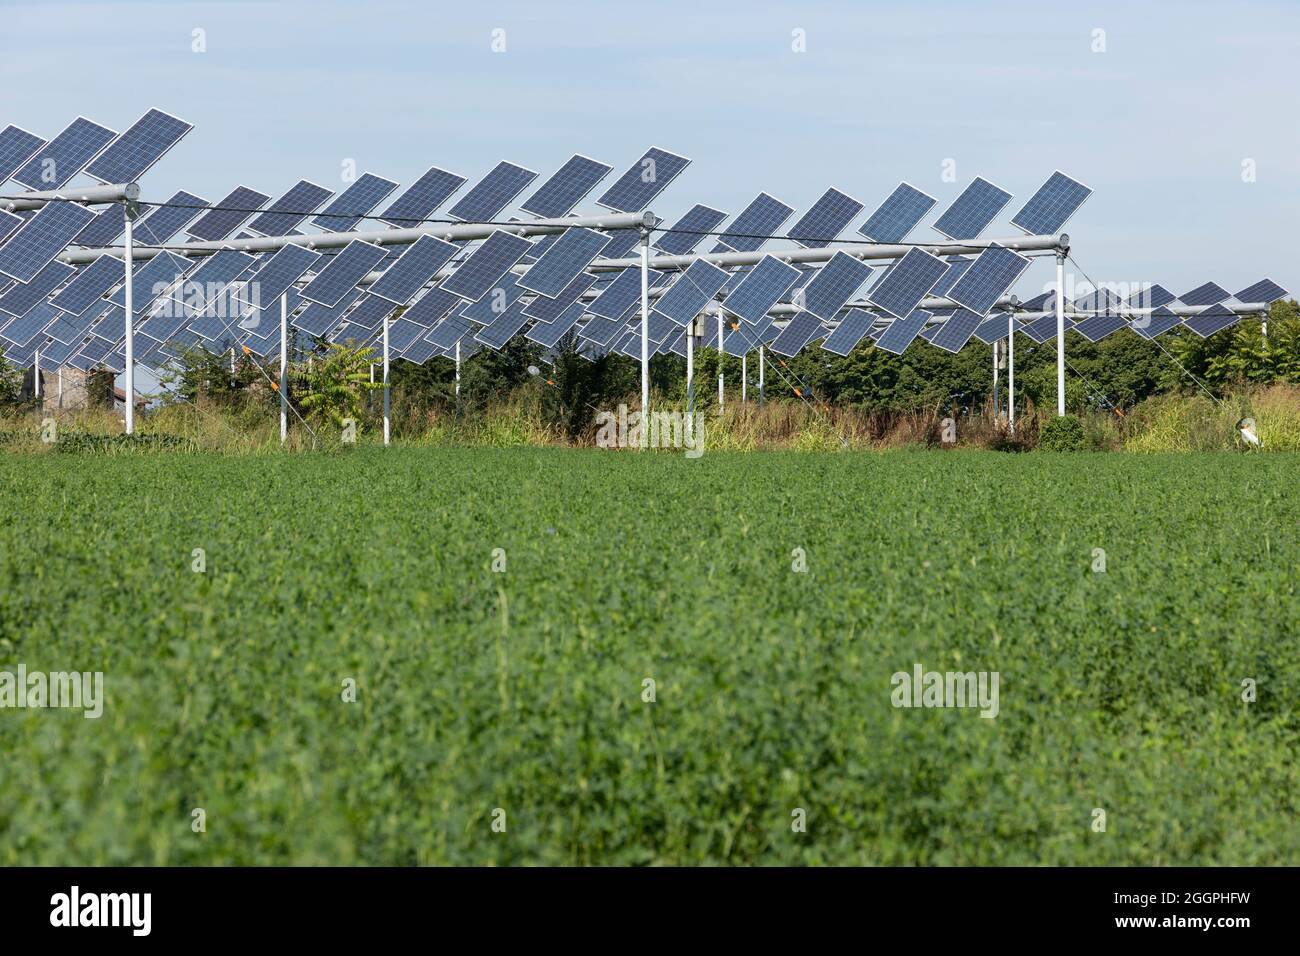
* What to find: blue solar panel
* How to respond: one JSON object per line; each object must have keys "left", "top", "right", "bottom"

{"left": 1234, "top": 278, "right": 1288, "bottom": 304}
{"left": 49, "top": 256, "right": 123, "bottom": 314}
{"left": 299, "top": 240, "right": 387, "bottom": 306}
{"left": 441, "top": 230, "right": 533, "bottom": 301}
{"left": 927, "top": 308, "right": 987, "bottom": 353}
{"left": 1020, "top": 314, "right": 1069, "bottom": 343}
{"left": 187, "top": 186, "right": 271, "bottom": 241}
{"left": 425, "top": 311, "right": 474, "bottom": 349}
{"left": 47, "top": 303, "right": 101, "bottom": 345}
{"left": 110, "top": 250, "right": 192, "bottom": 315}
{"left": 475, "top": 301, "right": 531, "bottom": 349}
{"left": 134, "top": 190, "right": 206, "bottom": 244}
{"left": 0, "top": 125, "right": 45, "bottom": 183}
{"left": 1010, "top": 171, "right": 1091, "bottom": 235}
{"left": 448, "top": 162, "right": 538, "bottom": 222}
{"left": 865, "top": 248, "right": 948, "bottom": 318}
{"left": 1129, "top": 306, "right": 1182, "bottom": 339}
{"left": 820, "top": 309, "right": 875, "bottom": 356}
{"left": 12, "top": 117, "right": 116, "bottom": 190}
{"left": 85, "top": 108, "right": 192, "bottom": 184}
{"left": 769, "top": 312, "right": 825, "bottom": 357}
{"left": 1074, "top": 288, "right": 1123, "bottom": 312}
{"left": 578, "top": 315, "right": 626, "bottom": 347}
{"left": 796, "top": 252, "right": 873, "bottom": 321}
{"left": 0, "top": 302, "right": 58, "bottom": 348}
{"left": 293, "top": 288, "right": 362, "bottom": 336}
{"left": 72, "top": 203, "right": 125, "bottom": 247}
{"left": 311, "top": 173, "right": 398, "bottom": 232}
{"left": 787, "top": 187, "right": 864, "bottom": 248}
{"left": 1072, "top": 312, "right": 1128, "bottom": 342}
{"left": 401, "top": 335, "right": 442, "bottom": 365}
{"left": 928, "top": 256, "right": 973, "bottom": 298}
{"left": 235, "top": 243, "right": 321, "bottom": 309}
{"left": 651, "top": 260, "right": 729, "bottom": 326}
{"left": 527, "top": 302, "right": 586, "bottom": 347}
{"left": 721, "top": 255, "right": 801, "bottom": 324}
{"left": 588, "top": 266, "right": 661, "bottom": 319}
{"left": 655, "top": 204, "right": 727, "bottom": 255}
{"left": 947, "top": 245, "right": 1032, "bottom": 315}
{"left": 518, "top": 227, "right": 610, "bottom": 298}
{"left": 520, "top": 155, "right": 613, "bottom": 218}
{"left": 523, "top": 272, "right": 595, "bottom": 321}
{"left": 598, "top": 226, "right": 644, "bottom": 260}
{"left": 973, "top": 311, "right": 1012, "bottom": 344}
{"left": 1018, "top": 290, "right": 1054, "bottom": 312}
{"left": 716, "top": 193, "right": 794, "bottom": 252}
{"left": 0, "top": 210, "right": 23, "bottom": 244}
{"left": 459, "top": 272, "right": 525, "bottom": 323}
{"left": 404, "top": 284, "right": 463, "bottom": 326}
{"left": 367, "top": 235, "right": 459, "bottom": 305}
{"left": 1184, "top": 304, "right": 1239, "bottom": 338}
{"left": 380, "top": 166, "right": 467, "bottom": 227}
{"left": 932, "top": 178, "right": 1013, "bottom": 241}
{"left": 596, "top": 147, "right": 690, "bottom": 212}
{"left": 858, "top": 182, "right": 937, "bottom": 243}
{"left": 0, "top": 200, "right": 96, "bottom": 282}
{"left": 874, "top": 310, "right": 933, "bottom": 355}
{"left": 0, "top": 261, "right": 74, "bottom": 317}
{"left": 246, "top": 180, "right": 334, "bottom": 236}
{"left": 1177, "top": 281, "right": 1231, "bottom": 307}
{"left": 1124, "top": 284, "right": 1176, "bottom": 309}
{"left": 341, "top": 295, "right": 399, "bottom": 331}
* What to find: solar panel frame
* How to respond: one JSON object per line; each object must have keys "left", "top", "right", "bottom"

{"left": 310, "top": 173, "right": 399, "bottom": 232}
{"left": 403, "top": 284, "right": 463, "bottom": 326}
{"left": 295, "top": 240, "right": 386, "bottom": 307}
{"left": 526, "top": 302, "right": 586, "bottom": 347}
{"left": 367, "top": 235, "right": 459, "bottom": 305}
{"left": 1124, "top": 284, "right": 1176, "bottom": 309}
{"left": 475, "top": 301, "right": 531, "bottom": 350}
{"left": 796, "top": 252, "right": 874, "bottom": 321}
{"left": 947, "top": 245, "right": 1033, "bottom": 315}
{"left": 0, "top": 200, "right": 97, "bottom": 283}
{"left": 440, "top": 230, "right": 533, "bottom": 301}
{"left": 338, "top": 294, "right": 399, "bottom": 331}
{"left": 973, "top": 311, "right": 1012, "bottom": 345}
{"left": 424, "top": 312, "right": 474, "bottom": 349}
{"left": 234, "top": 243, "right": 322, "bottom": 309}
{"left": 864, "top": 247, "right": 948, "bottom": 318}
{"left": 650, "top": 259, "right": 730, "bottom": 326}
{"left": 72, "top": 203, "right": 126, "bottom": 247}
{"left": 0, "top": 260, "right": 74, "bottom": 317}
{"left": 379, "top": 166, "right": 467, "bottom": 227}
{"left": 519, "top": 154, "right": 613, "bottom": 218}
{"left": 720, "top": 255, "right": 801, "bottom": 325}
{"left": 292, "top": 288, "right": 363, "bottom": 337}
{"left": 596, "top": 146, "right": 691, "bottom": 213}
{"left": 1009, "top": 171, "right": 1092, "bottom": 236}
{"left": 84, "top": 108, "right": 193, "bottom": 184}
{"left": 12, "top": 116, "right": 116, "bottom": 190}
{"left": 820, "top": 309, "right": 875, "bottom": 356}
{"left": 0, "top": 302, "right": 58, "bottom": 348}
{"left": 931, "top": 177, "right": 1013, "bottom": 241}
{"left": 787, "top": 187, "right": 865, "bottom": 248}
{"left": 108, "top": 251, "right": 193, "bottom": 315}
{"left": 447, "top": 161, "right": 538, "bottom": 222}
{"left": 1072, "top": 312, "right": 1129, "bottom": 342}
{"left": 927, "top": 256, "right": 974, "bottom": 298}
{"left": 858, "top": 182, "right": 937, "bottom": 243}
{"left": 587, "top": 266, "right": 663, "bottom": 320}
{"left": 517, "top": 227, "right": 611, "bottom": 298}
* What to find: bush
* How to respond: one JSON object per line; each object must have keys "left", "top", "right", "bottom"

{"left": 1039, "top": 414, "right": 1086, "bottom": 451}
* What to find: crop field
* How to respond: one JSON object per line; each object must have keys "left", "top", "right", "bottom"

{"left": 0, "top": 448, "right": 1296, "bottom": 865}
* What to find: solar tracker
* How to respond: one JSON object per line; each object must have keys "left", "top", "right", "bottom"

{"left": 795, "top": 252, "right": 874, "bottom": 320}
{"left": 973, "top": 311, "right": 1011, "bottom": 345}
{"left": 109, "top": 250, "right": 192, "bottom": 314}
{"left": 651, "top": 259, "right": 730, "bottom": 326}
{"left": 932, "top": 177, "right": 1013, "bottom": 241}
{"left": 596, "top": 147, "right": 690, "bottom": 212}
{"left": 300, "top": 240, "right": 388, "bottom": 306}
{"left": 655, "top": 204, "right": 727, "bottom": 255}
{"left": 404, "top": 284, "right": 464, "bottom": 326}
{"left": 947, "top": 245, "right": 1032, "bottom": 315}
{"left": 246, "top": 180, "right": 334, "bottom": 236}
{"left": 523, "top": 273, "right": 596, "bottom": 321}
{"left": 1176, "top": 281, "right": 1231, "bottom": 307}
{"left": 425, "top": 311, "right": 474, "bottom": 349}
{"left": 311, "top": 173, "right": 399, "bottom": 232}
{"left": 716, "top": 193, "right": 794, "bottom": 252}
{"left": 292, "top": 288, "right": 363, "bottom": 337}
{"left": 187, "top": 186, "right": 271, "bottom": 241}
{"left": 874, "top": 310, "right": 933, "bottom": 355}
{"left": 440, "top": 230, "right": 533, "bottom": 300}
{"left": 0, "top": 200, "right": 96, "bottom": 283}
{"left": 84, "top": 108, "right": 192, "bottom": 184}
{"left": 338, "top": 294, "right": 398, "bottom": 331}
{"left": 1124, "top": 284, "right": 1176, "bottom": 309}
{"left": 459, "top": 272, "right": 526, "bottom": 323}
{"left": 577, "top": 315, "right": 626, "bottom": 347}
{"left": 518, "top": 227, "right": 611, "bottom": 297}
{"left": 0, "top": 125, "right": 45, "bottom": 183}
{"left": 1129, "top": 306, "right": 1182, "bottom": 339}
{"left": 864, "top": 247, "right": 947, "bottom": 318}
{"left": 380, "top": 166, "right": 467, "bottom": 227}
{"left": 135, "top": 190, "right": 207, "bottom": 244}
{"left": 367, "top": 235, "right": 458, "bottom": 305}
{"left": 928, "top": 256, "right": 974, "bottom": 298}
{"left": 1010, "top": 171, "right": 1092, "bottom": 235}
{"left": 819, "top": 309, "right": 875, "bottom": 356}
{"left": 475, "top": 301, "right": 531, "bottom": 349}
{"left": 1234, "top": 278, "right": 1288, "bottom": 303}
{"left": 927, "top": 308, "right": 986, "bottom": 353}
{"left": 72, "top": 203, "right": 126, "bottom": 247}
{"left": 588, "top": 266, "right": 660, "bottom": 319}
{"left": 12, "top": 117, "right": 116, "bottom": 190}
{"left": 1072, "top": 312, "right": 1129, "bottom": 342}
{"left": 787, "top": 187, "right": 864, "bottom": 248}
{"left": 858, "top": 182, "right": 937, "bottom": 242}
{"left": 1183, "top": 304, "right": 1239, "bottom": 338}
{"left": 769, "top": 312, "right": 825, "bottom": 357}
{"left": 236, "top": 243, "right": 322, "bottom": 308}
{"left": 0, "top": 302, "right": 58, "bottom": 348}
{"left": 0, "top": 261, "right": 74, "bottom": 317}
{"left": 520, "top": 154, "right": 613, "bottom": 218}
{"left": 448, "top": 161, "right": 538, "bottom": 222}
{"left": 526, "top": 302, "right": 586, "bottom": 347}
{"left": 721, "top": 255, "right": 801, "bottom": 324}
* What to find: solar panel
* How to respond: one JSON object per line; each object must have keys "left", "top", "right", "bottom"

{"left": 655, "top": 204, "right": 727, "bottom": 255}
{"left": 367, "top": 235, "right": 459, "bottom": 305}
{"left": 12, "top": 117, "right": 116, "bottom": 190}
{"left": 865, "top": 247, "right": 948, "bottom": 318}
{"left": 947, "top": 245, "right": 1032, "bottom": 315}
{"left": 1124, "top": 284, "right": 1176, "bottom": 309}
{"left": 187, "top": 186, "right": 271, "bottom": 242}
{"left": 1234, "top": 278, "right": 1288, "bottom": 304}
{"left": 292, "top": 288, "right": 362, "bottom": 336}
{"left": 517, "top": 227, "right": 610, "bottom": 298}
{"left": 299, "top": 240, "right": 387, "bottom": 306}
{"left": 338, "top": 294, "right": 399, "bottom": 332}
{"left": 1010, "top": 171, "right": 1092, "bottom": 235}
{"left": 1072, "top": 312, "right": 1129, "bottom": 342}
{"left": 769, "top": 312, "right": 825, "bottom": 357}
{"left": 716, "top": 193, "right": 794, "bottom": 252}
{"left": 795, "top": 252, "right": 873, "bottom": 321}
{"left": 651, "top": 260, "right": 730, "bottom": 326}
{"left": 928, "top": 256, "right": 974, "bottom": 298}
{"left": 721, "top": 255, "right": 801, "bottom": 324}
{"left": 0, "top": 200, "right": 96, "bottom": 282}
{"left": 874, "top": 310, "right": 933, "bottom": 355}
{"left": 520, "top": 154, "right": 613, "bottom": 218}
{"left": 787, "top": 187, "right": 864, "bottom": 248}
{"left": 311, "top": 173, "right": 399, "bottom": 232}
{"left": 69, "top": 202, "right": 125, "bottom": 248}
{"left": 932, "top": 177, "right": 1013, "bottom": 241}
{"left": 246, "top": 180, "right": 334, "bottom": 236}
{"left": 927, "top": 308, "right": 986, "bottom": 353}
{"left": 1018, "top": 290, "right": 1054, "bottom": 312}
{"left": 820, "top": 309, "right": 875, "bottom": 356}
{"left": 381, "top": 318, "right": 426, "bottom": 352}
{"left": 523, "top": 272, "right": 595, "bottom": 322}
{"left": 858, "top": 182, "right": 937, "bottom": 243}
{"left": 110, "top": 251, "right": 192, "bottom": 315}
{"left": 401, "top": 335, "right": 442, "bottom": 365}
{"left": 448, "top": 161, "right": 538, "bottom": 222}
{"left": 441, "top": 230, "right": 533, "bottom": 301}
{"left": 425, "top": 311, "right": 474, "bottom": 349}
{"left": 1129, "top": 306, "right": 1182, "bottom": 339}
{"left": 475, "top": 301, "right": 531, "bottom": 349}
{"left": 1184, "top": 304, "right": 1239, "bottom": 338}
{"left": 973, "top": 311, "right": 1011, "bottom": 344}
{"left": 0, "top": 302, "right": 58, "bottom": 348}
{"left": 0, "top": 210, "right": 23, "bottom": 244}
{"left": 1177, "top": 281, "right": 1231, "bottom": 307}
{"left": 459, "top": 272, "right": 525, "bottom": 323}
{"left": 578, "top": 315, "right": 627, "bottom": 347}
{"left": 134, "top": 190, "right": 207, "bottom": 245}
{"left": 0, "top": 125, "right": 45, "bottom": 183}
{"left": 1074, "top": 287, "right": 1123, "bottom": 311}
{"left": 49, "top": 256, "right": 123, "bottom": 314}
{"left": 588, "top": 266, "right": 661, "bottom": 319}
{"left": 404, "top": 284, "right": 463, "bottom": 326}
{"left": 1020, "top": 314, "right": 1068, "bottom": 343}
{"left": 598, "top": 226, "right": 644, "bottom": 260}
{"left": 0, "top": 261, "right": 74, "bottom": 317}
{"left": 235, "top": 243, "right": 322, "bottom": 308}
{"left": 84, "top": 108, "right": 192, "bottom": 184}
{"left": 380, "top": 166, "right": 467, "bottom": 227}
{"left": 597, "top": 147, "right": 690, "bottom": 212}
{"left": 526, "top": 302, "right": 586, "bottom": 347}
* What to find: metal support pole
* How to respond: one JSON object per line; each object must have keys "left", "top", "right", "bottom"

{"left": 32, "top": 351, "right": 40, "bottom": 401}
{"left": 1055, "top": 253, "right": 1066, "bottom": 416}
{"left": 758, "top": 345, "right": 765, "bottom": 405}
{"left": 1007, "top": 312, "right": 1015, "bottom": 432}
{"left": 123, "top": 213, "right": 134, "bottom": 434}
{"left": 454, "top": 340, "right": 461, "bottom": 414}
{"left": 992, "top": 338, "right": 1000, "bottom": 420}
{"left": 382, "top": 314, "right": 391, "bottom": 446}
{"left": 741, "top": 353, "right": 747, "bottom": 404}
{"left": 717, "top": 311, "right": 725, "bottom": 412}
{"left": 279, "top": 293, "right": 288, "bottom": 444}
{"left": 685, "top": 318, "right": 695, "bottom": 425}
{"left": 639, "top": 230, "right": 650, "bottom": 413}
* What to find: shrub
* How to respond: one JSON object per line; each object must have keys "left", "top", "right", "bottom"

{"left": 1039, "top": 414, "right": 1086, "bottom": 451}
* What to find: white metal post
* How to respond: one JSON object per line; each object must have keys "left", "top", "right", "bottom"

{"left": 382, "top": 314, "right": 391, "bottom": 446}
{"left": 454, "top": 340, "right": 461, "bottom": 412}
{"left": 717, "top": 311, "right": 725, "bottom": 412}
{"left": 1007, "top": 312, "right": 1015, "bottom": 432}
{"left": 992, "top": 338, "right": 1000, "bottom": 420}
{"left": 685, "top": 318, "right": 694, "bottom": 426}
{"left": 758, "top": 345, "right": 765, "bottom": 405}
{"left": 279, "top": 293, "right": 288, "bottom": 444}
{"left": 1055, "top": 253, "right": 1066, "bottom": 416}
{"left": 123, "top": 213, "right": 134, "bottom": 434}
{"left": 741, "top": 353, "right": 747, "bottom": 404}
{"left": 639, "top": 231, "right": 650, "bottom": 413}
{"left": 32, "top": 350, "right": 40, "bottom": 401}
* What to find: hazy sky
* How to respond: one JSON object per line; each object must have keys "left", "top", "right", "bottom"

{"left": 4, "top": 0, "right": 1298, "bottom": 301}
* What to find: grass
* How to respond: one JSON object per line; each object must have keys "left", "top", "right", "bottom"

{"left": 0, "top": 447, "right": 1296, "bottom": 865}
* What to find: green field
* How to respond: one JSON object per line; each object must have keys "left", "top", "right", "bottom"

{"left": 0, "top": 448, "right": 1296, "bottom": 865}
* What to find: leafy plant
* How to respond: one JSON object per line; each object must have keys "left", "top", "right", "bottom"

{"left": 291, "top": 343, "right": 383, "bottom": 431}
{"left": 1039, "top": 414, "right": 1086, "bottom": 450}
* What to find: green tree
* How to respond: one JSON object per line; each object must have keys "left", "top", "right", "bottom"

{"left": 292, "top": 343, "right": 383, "bottom": 430}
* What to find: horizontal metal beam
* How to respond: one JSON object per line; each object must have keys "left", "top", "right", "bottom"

{"left": 0, "top": 182, "right": 139, "bottom": 212}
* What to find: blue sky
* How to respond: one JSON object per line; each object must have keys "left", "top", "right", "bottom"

{"left": 4, "top": 0, "right": 1298, "bottom": 302}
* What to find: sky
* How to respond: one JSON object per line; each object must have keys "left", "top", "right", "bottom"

{"left": 3, "top": 0, "right": 1299, "bottom": 307}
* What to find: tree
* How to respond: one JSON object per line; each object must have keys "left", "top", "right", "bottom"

{"left": 292, "top": 343, "right": 382, "bottom": 430}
